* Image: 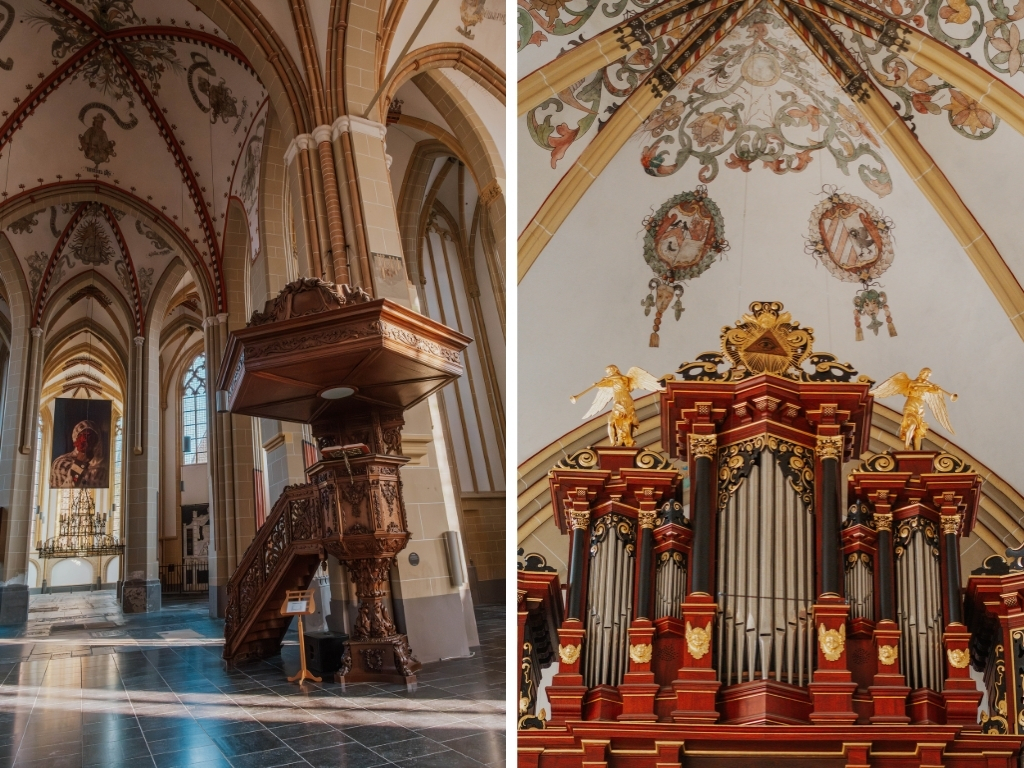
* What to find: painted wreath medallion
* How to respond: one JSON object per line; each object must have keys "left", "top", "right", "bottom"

{"left": 805, "top": 187, "right": 896, "bottom": 341}
{"left": 641, "top": 186, "right": 728, "bottom": 347}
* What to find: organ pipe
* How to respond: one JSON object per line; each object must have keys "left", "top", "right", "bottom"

{"left": 655, "top": 551, "right": 686, "bottom": 619}
{"left": 895, "top": 518, "right": 943, "bottom": 691}
{"left": 716, "top": 447, "right": 815, "bottom": 686}
{"left": 583, "top": 513, "right": 635, "bottom": 688}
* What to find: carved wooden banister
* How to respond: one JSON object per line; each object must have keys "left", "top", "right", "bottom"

{"left": 223, "top": 481, "right": 331, "bottom": 662}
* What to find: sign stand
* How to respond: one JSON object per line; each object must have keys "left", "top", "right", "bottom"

{"left": 280, "top": 589, "right": 321, "bottom": 684}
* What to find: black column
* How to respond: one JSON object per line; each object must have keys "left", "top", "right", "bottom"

{"left": 691, "top": 453, "right": 713, "bottom": 595}
{"left": 876, "top": 516, "right": 895, "bottom": 621}
{"left": 943, "top": 516, "right": 963, "bottom": 624}
{"left": 567, "top": 513, "right": 588, "bottom": 620}
{"left": 820, "top": 454, "right": 841, "bottom": 596}
{"left": 636, "top": 523, "right": 654, "bottom": 619}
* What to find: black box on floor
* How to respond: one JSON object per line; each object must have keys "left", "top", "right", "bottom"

{"left": 304, "top": 631, "right": 349, "bottom": 676}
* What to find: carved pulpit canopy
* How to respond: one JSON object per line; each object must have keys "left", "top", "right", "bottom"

{"left": 248, "top": 278, "right": 372, "bottom": 327}
{"left": 218, "top": 279, "right": 470, "bottom": 424}
{"left": 672, "top": 301, "right": 874, "bottom": 385}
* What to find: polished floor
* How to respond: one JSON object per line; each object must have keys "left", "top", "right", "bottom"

{"left": 0, "top": 591, "right": 505, "bottom": 768}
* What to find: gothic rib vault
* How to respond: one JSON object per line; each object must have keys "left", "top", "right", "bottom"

{"left": 518, "top": 0, "right": 1024, "bottom": 574}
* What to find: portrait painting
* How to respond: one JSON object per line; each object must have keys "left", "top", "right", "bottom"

{"left": 49, "top": 398, "right": 111, "bottom": 489}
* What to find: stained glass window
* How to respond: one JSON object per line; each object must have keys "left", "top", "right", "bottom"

{"left": 182, "top": 355, "right": 208, "bottom": 465}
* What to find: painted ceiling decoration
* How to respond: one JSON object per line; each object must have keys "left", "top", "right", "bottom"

{"left": 641, "top": 184, "right": 727, "bottom": 346}
{"left": 804, "top": 185, "right": 897, "bottom": 340}
{"left": 638, "top": 8, "right": 892, "bottom": 194}
{"left": 0, "top": 0, "right": 268, "bottom": 318}
{"left": 517, "top": 0, "right": 1024, "bottom": 355}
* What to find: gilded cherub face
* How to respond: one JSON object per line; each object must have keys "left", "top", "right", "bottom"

{"left": 605, "top": 365, "right": 620, "bottom": 376}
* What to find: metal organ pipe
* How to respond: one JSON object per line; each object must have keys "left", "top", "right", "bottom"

{"left": 716, "top": 447, "right": 814, "bottom": 687}
{"left": 583, "top": 514, "right": 635, "bottom": 688}
{"left": 655, "top": 551, "right": 685, "bottom": 619}
{"left": 895, "top": 519, "right": 944, "bottom": 691}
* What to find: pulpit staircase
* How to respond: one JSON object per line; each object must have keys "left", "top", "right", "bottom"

{"left": 222, "top": 481, "right": 331, "bottom": 663}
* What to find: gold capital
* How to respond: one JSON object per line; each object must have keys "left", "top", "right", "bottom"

{"left": 874, "top": 512, "right": 893, "bottom": 532}
{"left": 815, "top": 434, "right": 844, "bottom": 461}
{"left": 638, "top": 510, "right": 657, "bottom": 530}
{"left": 941, "top": 514, "right": 961, "bottom": 536}
{"left": 688, "top": 433, "right": 717, "bottom": 460}
{"left": 568, "top": 509, "right": 590, "bottom": 530}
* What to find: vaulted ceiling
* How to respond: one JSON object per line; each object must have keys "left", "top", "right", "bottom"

{"left": 0, "top": 0, "right": 268, "bottom": 344}
{"left": 517, "top": 0, "right": 1024, "bottom": 525}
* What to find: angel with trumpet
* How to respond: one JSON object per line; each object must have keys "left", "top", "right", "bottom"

{"left": 570, "top": 365, "right": 664, "bottom": 447}
{"left": 870, "top": 368, "right": 957, "bottom": 451}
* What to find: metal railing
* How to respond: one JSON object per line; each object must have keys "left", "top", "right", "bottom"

{"left": 159, "top": 560, "right": 209, "bottom": 595}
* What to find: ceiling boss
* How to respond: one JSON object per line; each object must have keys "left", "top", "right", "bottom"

{"left": 571, "top": 366, "right": 664, "bottom": 447}
{"left": 871, "top": 368, "right": 958, "bottom": 450}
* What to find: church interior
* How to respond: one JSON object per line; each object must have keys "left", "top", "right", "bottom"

{"left": 517, "top": 0, "right": 1024, "bottom": 764}
{"left": 0, "top": 0, "right": 507, "bottom": 767}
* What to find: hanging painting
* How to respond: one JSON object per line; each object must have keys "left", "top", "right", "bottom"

{"left": 805, "top": 187, "right": 896, "bottom": 341}
{"left": 641, "top": 186, "right": 728, "bottom": 347}
{"left": 50, "top": 398, "right": 112, "bottom": 489}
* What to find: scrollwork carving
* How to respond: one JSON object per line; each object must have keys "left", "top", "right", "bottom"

{"left": 590, "top": 513, "right": 635, "bottom": 558}
{"left": 553, "top": 448, "right": 599, "bottom": 470}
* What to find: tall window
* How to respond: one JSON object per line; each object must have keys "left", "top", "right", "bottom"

{"left": 113, "top": 417, "right": 123, "bottom": 516}
{"left": 182, "top": 355, "right": 208, "bottom": 464}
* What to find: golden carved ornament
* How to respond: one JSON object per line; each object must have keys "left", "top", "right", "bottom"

{"left": 947, "top": 647, "right": 970, "bottom": 669}
{"left": 874, "top": 512, "right": 893, "bottom": 532}
{"left": 637, "top": 510, "right": 657, "bottom": 530}
{"left": 878, "top": 644, "right": 898, "bottom": 666}
{"left": 571, "top": 365, "right": 663, "bottom": 447}
{"left": 871, "top": 368, "right": 957, "bottom": 451}
{"left": 721, "top": 301, "right": 812, "bottom": 376}
{"left": 688, "top": 433, "right": 717, "bottom": 460}
{"left": 629, "top": 643, "right": 653, "bottom": 664}
{"left": 558, "top": 643, "right": 581, "bottom": 665}
{"left": 568, "top": 509, "right": 590, "bottom": 530}
{"left": 818, "top": 623, "right": 846, "bottom": 662}
{"left": 941, "top": 514, "right": 961, "bottom": 536}
{"left": 815, "top": 434, "right": 844, "bottom": 461}
{"left": 685, "top": 620, "right": 712, "bottom": 660}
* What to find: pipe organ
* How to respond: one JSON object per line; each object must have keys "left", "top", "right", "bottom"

{"left": 518, "top": 302, "right": 1024, "bottom": 767}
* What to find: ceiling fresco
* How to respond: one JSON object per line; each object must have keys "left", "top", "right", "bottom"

{"left": 0, "top": 0, "right": 267, "bottom": 319}
{"left": 518, "top": 0, "right": 1024, "bottom": 507}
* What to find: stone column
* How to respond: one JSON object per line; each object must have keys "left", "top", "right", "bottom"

{"left": 204, "top": 314, "right": 257, "bottom": 618}
{"left": 0, "top": 325, "right": 40, "bottom": 624}
{"left": 311, "top": 124, "right": 350, "bottom": 284}
{"left": 123, "top": 336, "right": 160, "bottom": 613}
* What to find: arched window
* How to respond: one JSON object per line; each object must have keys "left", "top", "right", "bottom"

{"left": 182, "top": 354, "right": 208, "bottom": 465}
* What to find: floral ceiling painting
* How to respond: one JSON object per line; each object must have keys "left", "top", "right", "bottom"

{"left": 638, "top": 7, "right": 892, "bottom": 196}
{"left": 526, "top": 21, "right": 687, "bottom": 169}
{"left": 841, "top": 31, "right": 1000, "bottom": 139}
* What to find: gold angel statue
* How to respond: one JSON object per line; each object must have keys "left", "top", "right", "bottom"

{"left": 870, "top": 368, "right": 958, "bottom": 451}
{"left": 571, "top": 365, "right": 664, "bottom": 447}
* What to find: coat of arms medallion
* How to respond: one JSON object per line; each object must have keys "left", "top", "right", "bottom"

{"left": 641, "top": 186, "right": 728, "bottom": 347}
{"left": 805, "top": 187, "right": 896, "bottom": 341}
